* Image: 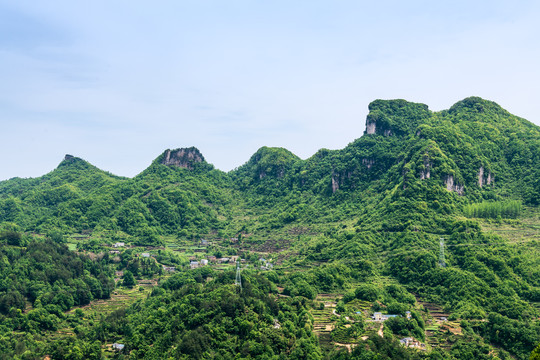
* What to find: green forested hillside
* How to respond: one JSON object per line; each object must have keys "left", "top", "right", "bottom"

{"left": 0, "top": 97, "right": 539, "bottom": 359}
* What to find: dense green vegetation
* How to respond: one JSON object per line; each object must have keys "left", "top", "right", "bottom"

{"left": 0, "top": 97, "right": 539, "bottom": 359}
{"left": 0, "top": 236, "right": 115, "bottom": 359}
{"left": 463, "top": 200, "right": 522, "bottom": 219}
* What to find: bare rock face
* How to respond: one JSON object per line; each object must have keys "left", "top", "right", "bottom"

{"left": 331, "top": 175, "right": 339, "bottom": 193}
{"left": 478, "top": 166, "right": 494, "bottom": 187}
{"left": 420, "top": 157, "right": 431, "bottom": 180}
{"left": 444, "top": 175, "right": 464, "bottom": 195}
{"left": 161, "top": 148, "right": 205, "bottom": 169}
{"left": 366, "top": 121, "right": 376, "bottom": 135}
{"left": 362, "top": 158, "right": 375, "bottom": 169}
{"left": 330, "top": 170, "right": 354, "bottom": 193}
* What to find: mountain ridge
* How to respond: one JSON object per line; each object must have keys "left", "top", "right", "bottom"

{"left": 6, "top": 96, "right": 535, "bottom": 184}
{"left": 1, "top": 95, "right": 538, "bottom": 236}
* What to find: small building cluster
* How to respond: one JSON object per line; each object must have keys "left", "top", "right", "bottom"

{"left": 259, "top": 258, "right": 273, "bottom": 270}
{"left": 188, "top": 255, "right": 245, "bottom": 269}
{"left": 400, "top": 337, "right": 426, "bottom": 349}
{"left": 163, "top": 266, "right": 176, "bottom": 273}
{"left": 190, "top": 257, "right": 213, "bottom": 269}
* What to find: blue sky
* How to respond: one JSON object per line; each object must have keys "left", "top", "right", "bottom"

{"left": 1, "top": 0, "right": 539, "bottom": 180}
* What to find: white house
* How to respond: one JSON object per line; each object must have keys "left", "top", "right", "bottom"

{"left": 112, "top": 343, "right": 125, "bottom": 351}
{"left": 405, "top": 311, "right": 412, "bottom": 319}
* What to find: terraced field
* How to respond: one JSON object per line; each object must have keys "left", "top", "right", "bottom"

{"left": 311, "top": 294, "right": 340, "bottom": 351}
{"left": 478, "top": 207, "right": 540, "bottom": 244}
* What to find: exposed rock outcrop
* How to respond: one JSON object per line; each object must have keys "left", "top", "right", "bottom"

{"left": 362, "top": 158, "right": 375, "bottom": 169}
{"left": 366, "top": 121, "right": 376, "bottom": 135}
{"left": 478, "top": 166, "right": 494, "bottom": 187}
{"left": 444, "top": 175, "right": 464, "bottom": 195}
{"left": 420, "top": 156, "right": 432, "bottom": 180}
{"left": 331, "top": 175, "right": 339, "bottom": 193}
{"left": 161, "top": 148, "right": 205, "bottom": 169}
{"left": 330, "top": 170, "right": 354, "bottom": 193}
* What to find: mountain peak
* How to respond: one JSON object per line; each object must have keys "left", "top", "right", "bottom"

{"left": 57, "top": 154, "right": 88, "bottom": 168}
{"left": 364, "top": 99, "right": 431, "bottom": 136}
{"left": 160, "top": 147, "right": 205, "bottom": 169}
{"left": 448, "top": 96, "right": 507, "bottom": 116}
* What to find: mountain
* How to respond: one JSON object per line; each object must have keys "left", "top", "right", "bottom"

{"left": 0, "top": 97, "right": 539, "bottom": 359}
{"left": 1, "top": 97, "right": 539, "bottom": 242}
{"left": 2, "top": 97, "right": 538, "bottom": 237}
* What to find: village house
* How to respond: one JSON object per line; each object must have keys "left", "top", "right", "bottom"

{"left": 217, "top": 257, "right": 230, "bottom": 263}
{"left": 113, "top": 242, "right": 125, "bottom": 248}
{"left": 260, "top": 261, "right": 273, "bottom": 270}
{"left": 163, "top": 266, "right": 176, "bottom": 272}
{"left": 190, "top": 261, "right": 199, "bottom": 269}
{"left": 141, "top": 252, "right": 150, "bottom": 258}
{"left": 372, "top": 312, "right": 400, "bottom": 321}
{"left": 406, "top": 311, "right": 412, "bottom": 319}
{"left": 200, "top": 259, "right": 209, "bottom": 266}
{"left": 112, "top": 343, "right": 125, "bottom": 351}
{"left": 400, "top": 337, "right": 413, "bottom": 346}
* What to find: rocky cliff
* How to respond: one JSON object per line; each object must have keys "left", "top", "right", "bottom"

{"left": 161, "top": 147, "right": 205, "bottom": 169}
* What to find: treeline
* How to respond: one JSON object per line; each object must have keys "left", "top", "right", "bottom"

{"left": 463, "top": 200, "right": 521, "bottom": 219}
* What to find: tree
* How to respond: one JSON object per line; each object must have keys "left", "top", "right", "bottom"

{"left": 0, "top": 230, "right": 22, "bottom": 246}
{"left": 531, "top": 344, "right": 540, "bottom": 360}
{"left": 47, "top": 230, "right": 66, "bottom": 244}
{"left": 123, "top": 270, "right": 136, "bottom": 288}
